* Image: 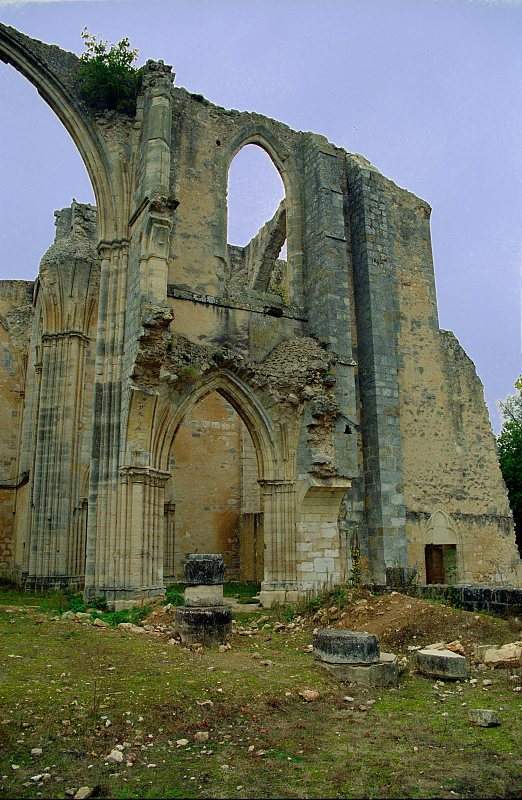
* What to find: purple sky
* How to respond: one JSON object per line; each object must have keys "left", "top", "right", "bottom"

{"left": 0, "top": 0, "right": 520, "bottom": 430}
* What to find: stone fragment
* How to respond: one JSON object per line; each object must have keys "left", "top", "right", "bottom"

{"left": 93, "top": 617, "right": 109, "bottom": 627}
{"left": 194, "top": 731, "right": 209, "bottom": 743}
{"left": 176, "top": 738, "right": 189, "bottom": 746}
{"left": 31, "top": 748, "right": 43, "bottom": 756}
{"left": 446, "top": 640, "right": 465, "bottom": 655}
{"left": 106, "top": 749, "right": 124, "bottom": 763}
{"left": 74, "top": 789, "right": 93, "bottom": 800}
{"left": 482, "top": 642, "right": 522, "bottom": 669}
{"left": 313, "top": 629, "right": 380, "bottom": 664}
{"left": 468, "top": 709, "right": 501, "bottom": 727}
{"left": 299, "top": 689, "right": 320, "bottom": 702}
{"left": 118, "top": 623, "right": 145, "bottom": 634}
{"left": 416, "top": 648, "right": 469, "bottom": 680}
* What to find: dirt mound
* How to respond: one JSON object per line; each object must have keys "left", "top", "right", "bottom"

{"left": 332, "top": 592, "right": 521, "bottom": 654}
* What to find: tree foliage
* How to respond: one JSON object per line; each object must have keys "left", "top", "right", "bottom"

{"left": 78, "top": 29, "right": 140, "bottom": 115}
{"left": 498, "top": 377, "right": 522, "bottom": 554}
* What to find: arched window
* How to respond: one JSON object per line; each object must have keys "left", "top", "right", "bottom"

{"left": 226, "top": 144, "right": 288, "bottom": 299}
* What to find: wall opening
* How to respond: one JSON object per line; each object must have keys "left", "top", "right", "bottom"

{"left": 164, "top": 390, "right": 263, "bottom": 584}
{"left": 226, "top": 144, "right": 287, "bottom": 297}
{"left": 425, "top": 543, "right": 457, "bottom": 585}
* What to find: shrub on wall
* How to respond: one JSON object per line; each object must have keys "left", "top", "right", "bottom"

{"left": 78, "top": 29, "right": 141, "bottom": 115}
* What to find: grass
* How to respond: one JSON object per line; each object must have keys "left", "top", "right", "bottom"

{"left": 0, "top": 587, "right": 521, "bottom": 798}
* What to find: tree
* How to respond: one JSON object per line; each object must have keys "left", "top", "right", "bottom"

{"left": 498, "top": 377, "right": 522, "bottom": 555}
{"left": 78, "top": 29, "right": 140, "bottom": 115}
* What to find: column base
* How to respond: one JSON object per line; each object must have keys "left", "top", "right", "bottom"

{"left": 87, "top": 585, "right": 166, "bottom": 610}
{"left": 259, "top": 582, "right": 301, "bottom": 607}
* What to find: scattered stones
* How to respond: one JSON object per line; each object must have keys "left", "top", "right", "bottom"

{"left": 299, "top": 689, "right": 320, "bottom": 702}
{"left": 118, "top": 622, "right": 145, "bottom": 635}
{"left": 416, "top": 648, "right": 469, "bottom": 680}
{"left": 468, "top": 709, "right": 501, "bottom": 728}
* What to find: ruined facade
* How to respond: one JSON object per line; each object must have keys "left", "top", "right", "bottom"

{"left": 0, "top": 25, "right": 520, "bottom": 607}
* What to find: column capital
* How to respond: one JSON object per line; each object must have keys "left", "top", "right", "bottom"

{"left": 119, "top": 465, "right": 171, "bottom": 487}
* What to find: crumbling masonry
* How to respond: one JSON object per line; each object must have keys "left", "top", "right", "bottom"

{"left": 0, "top": 25, "right": 520, "bottom": 607}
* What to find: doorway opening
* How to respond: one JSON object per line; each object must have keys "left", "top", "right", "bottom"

{"left": 164, "top": 390, "right": 264, "bottom": 585}
{"left": 425, "top": 543, "right": 457, "bottom": 585}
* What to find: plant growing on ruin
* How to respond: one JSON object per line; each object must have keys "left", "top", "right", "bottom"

{"left": 498, "top": 377, "right": 522, "bottom": 556}
{"left": 78, "top": 29, "right": 140, "bottom": 114}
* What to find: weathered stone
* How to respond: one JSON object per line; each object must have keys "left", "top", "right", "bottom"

{"left": 313, "top": 629, "right": 380, "bottom": 664}
{"left": 468, "top": 709, "right": 501, "bottom": 727}
{"left": 482, "top": 642, "right": 522, "bottom": 669}
{"left": 184, "top": 554, "right": 225, "bottom": 586}
{"left": 74, "top": 789, "right": 93, "bottom": 800}
{"left": 176, "top": 606, "right": 232, "bottom": 645}
{"left": 319, "top": 652, "right": 399, "bottom": 688}
{"left": 416, "top": 648, "right": 469, "bottom": 680}
{"left": 184, "top": 584, "right": 224, "bottom": 607}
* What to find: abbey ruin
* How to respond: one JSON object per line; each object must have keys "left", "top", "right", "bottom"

{"left": 0, "top": 25, "right": 520, "bottom": 608}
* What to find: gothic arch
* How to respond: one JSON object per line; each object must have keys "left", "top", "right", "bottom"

{"left": 152, "top": 370, "right": 280, "bottom": 482}
{"left": 221, "top": 125, "right": 304, "bottom": 304}
{"left": 0, "top": 24, "right": 117, "bottom": 239}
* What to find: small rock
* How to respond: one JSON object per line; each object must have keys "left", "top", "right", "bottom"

{"left": 31, "top": 748, "right": 43, "bottom": 756}
{"left": 468, "top": 709, "right": 501, "bottom": 728}
{"left": 299, "top": 689, "right": 320, "bottom": 702}
{"left": 260, "top": 659, "right": 274, "bottom": 667}
{"left": 106, "top": 749, "right": 124, "bottom": 763}
{"left": 446, "top": 640, "right": 465, "bottom": 655}
{"left": 194, "top": 731, "right": 209, "bottom": 743}
{"left": 93, "top": 618, "right": 109, "bottom": 628}
{"left": 343, "top": 696, "right": 355, "bottom": 702}
{"left": 482, "top": 679, "right": 493, "bottom": 687}
{"left": 176, "top": 738, "right": 189, "bottom": 746}
{"left": 74, "top": 788, "right": 93, "bottom": 800}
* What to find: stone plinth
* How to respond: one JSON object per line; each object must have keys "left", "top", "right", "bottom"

{"left": 319, "top": 652, "right": 399, "bottom": 688}
{"left": 416, "top": 648, "right": 469, "bottom": 680}
{"left": 313, "top": 629, "right": 380, "bottom": 664}
{"left": 184, "top": 584, "right": 224, "bottom": 607}
{"left": 176, "top": 606, "right": 232, "bottom": 645}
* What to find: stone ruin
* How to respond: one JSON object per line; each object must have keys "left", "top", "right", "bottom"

{"left": 0, "top": 24, "right": 520, "bottom": 608}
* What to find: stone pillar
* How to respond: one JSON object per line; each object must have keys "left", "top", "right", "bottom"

{"left": 259, "top": 479, "right": 298, "bottom": 605}
{"left": 27, "top": 331, "right": 89, "bottom": 589}
{"left": 163, "top": 501, "right": 176, "bottom": 581}
{"left": 96, "top": 465, "right": 170, "bottom": 609}
{"left": 85, "top": 240, "right": 129, "bottom": 601}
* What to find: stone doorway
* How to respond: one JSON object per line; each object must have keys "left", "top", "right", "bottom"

{"left": 164, "top": 390, "right": 264, "bottom": 584}
{"left": 425, "top": 543, "right": 457, "bottom": 585}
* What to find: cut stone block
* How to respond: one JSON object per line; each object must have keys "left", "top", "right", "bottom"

{"left": 313, "top": 629, "right": 380, "bottom": 664}
{"left": 482, "top": 642, "right": 522, "bottom": 669}
{"left": 184, "top": 553, "right": 225, "bottom": 585}
{"left": 184, "top": 584, "right": 224, "bottom": 607}
{"left": 319, "top": 652, "right": 399, "bottom": 688}
{"left": 468, "top": 708, "right": 501, "bottom": 727}
{"left": 176, "top": 605, "right": 232, "bottom": 645}
{"left": 416, "top": 648, "right": 469, "bottom": 680}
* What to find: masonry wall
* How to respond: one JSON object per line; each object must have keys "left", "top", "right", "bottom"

{"left": 385, "top": 178, "right": 521, "bottom": 584}
{"left": 0, "top": 281, "right": 32, "bottom": 577}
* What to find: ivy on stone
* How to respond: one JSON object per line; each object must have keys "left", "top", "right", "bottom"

{"left": 78, "top": 29, "right": 141, "bottom": 115}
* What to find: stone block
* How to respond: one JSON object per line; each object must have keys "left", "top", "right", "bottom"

{"left": 468, "top": 709, "right": 501, "bottom": 728}
{"left": 175, "top": 605, "right": 232, "bottom": 645}
{"left": 184, "top": 584, "right": 224, "bottom": 607}
{"left": 416, "top": 648, "right": 469, "bottom": 680}
{"left": 319, "top": 652, "right": 399, "bottom": 688}
{"left": 313, "top": 629, "right": 380, "bottom": 664}
{"left": 184, "top": 553, "right": 224, "bottom": 585}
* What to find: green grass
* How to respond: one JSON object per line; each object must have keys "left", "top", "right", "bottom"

{"left": 1, "top": 587, "right": 521, "bottom": 799}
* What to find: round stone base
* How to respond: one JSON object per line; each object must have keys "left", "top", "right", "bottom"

{"left": 313, "top": 629, "right": 380, "bottom": 664}
{"left": 175, "top": 605, "right": 232, "bottom": 645}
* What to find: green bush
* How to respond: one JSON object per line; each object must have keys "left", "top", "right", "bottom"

{"left": 78, "top": 29, "right": 141, "bottom": 115}
{"left": 164, "top": 584, "right": 185, "bottom": 607}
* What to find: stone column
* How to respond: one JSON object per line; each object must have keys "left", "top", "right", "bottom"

{"left": 163, "top": 501, "right": 176, "bottom": 581}
{"left": 27, "top": 331, "right": 89, "bottom": 589}
{"left": 259, "top": 479, "right": 298, "bottom": 605}
{"left": 97, "top": 465, "right": 170, "bottom": 609}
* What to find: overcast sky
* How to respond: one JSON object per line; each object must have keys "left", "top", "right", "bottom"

{"left": 0, "top": 0, "right": 520, "bottom": 430}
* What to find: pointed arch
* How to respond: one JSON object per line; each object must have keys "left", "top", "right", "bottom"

{"left": 152, "top": 370, "right": 280, "bottom": 482}
{"left": 0, "top": 24, "right": 117, "bottom": 239}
